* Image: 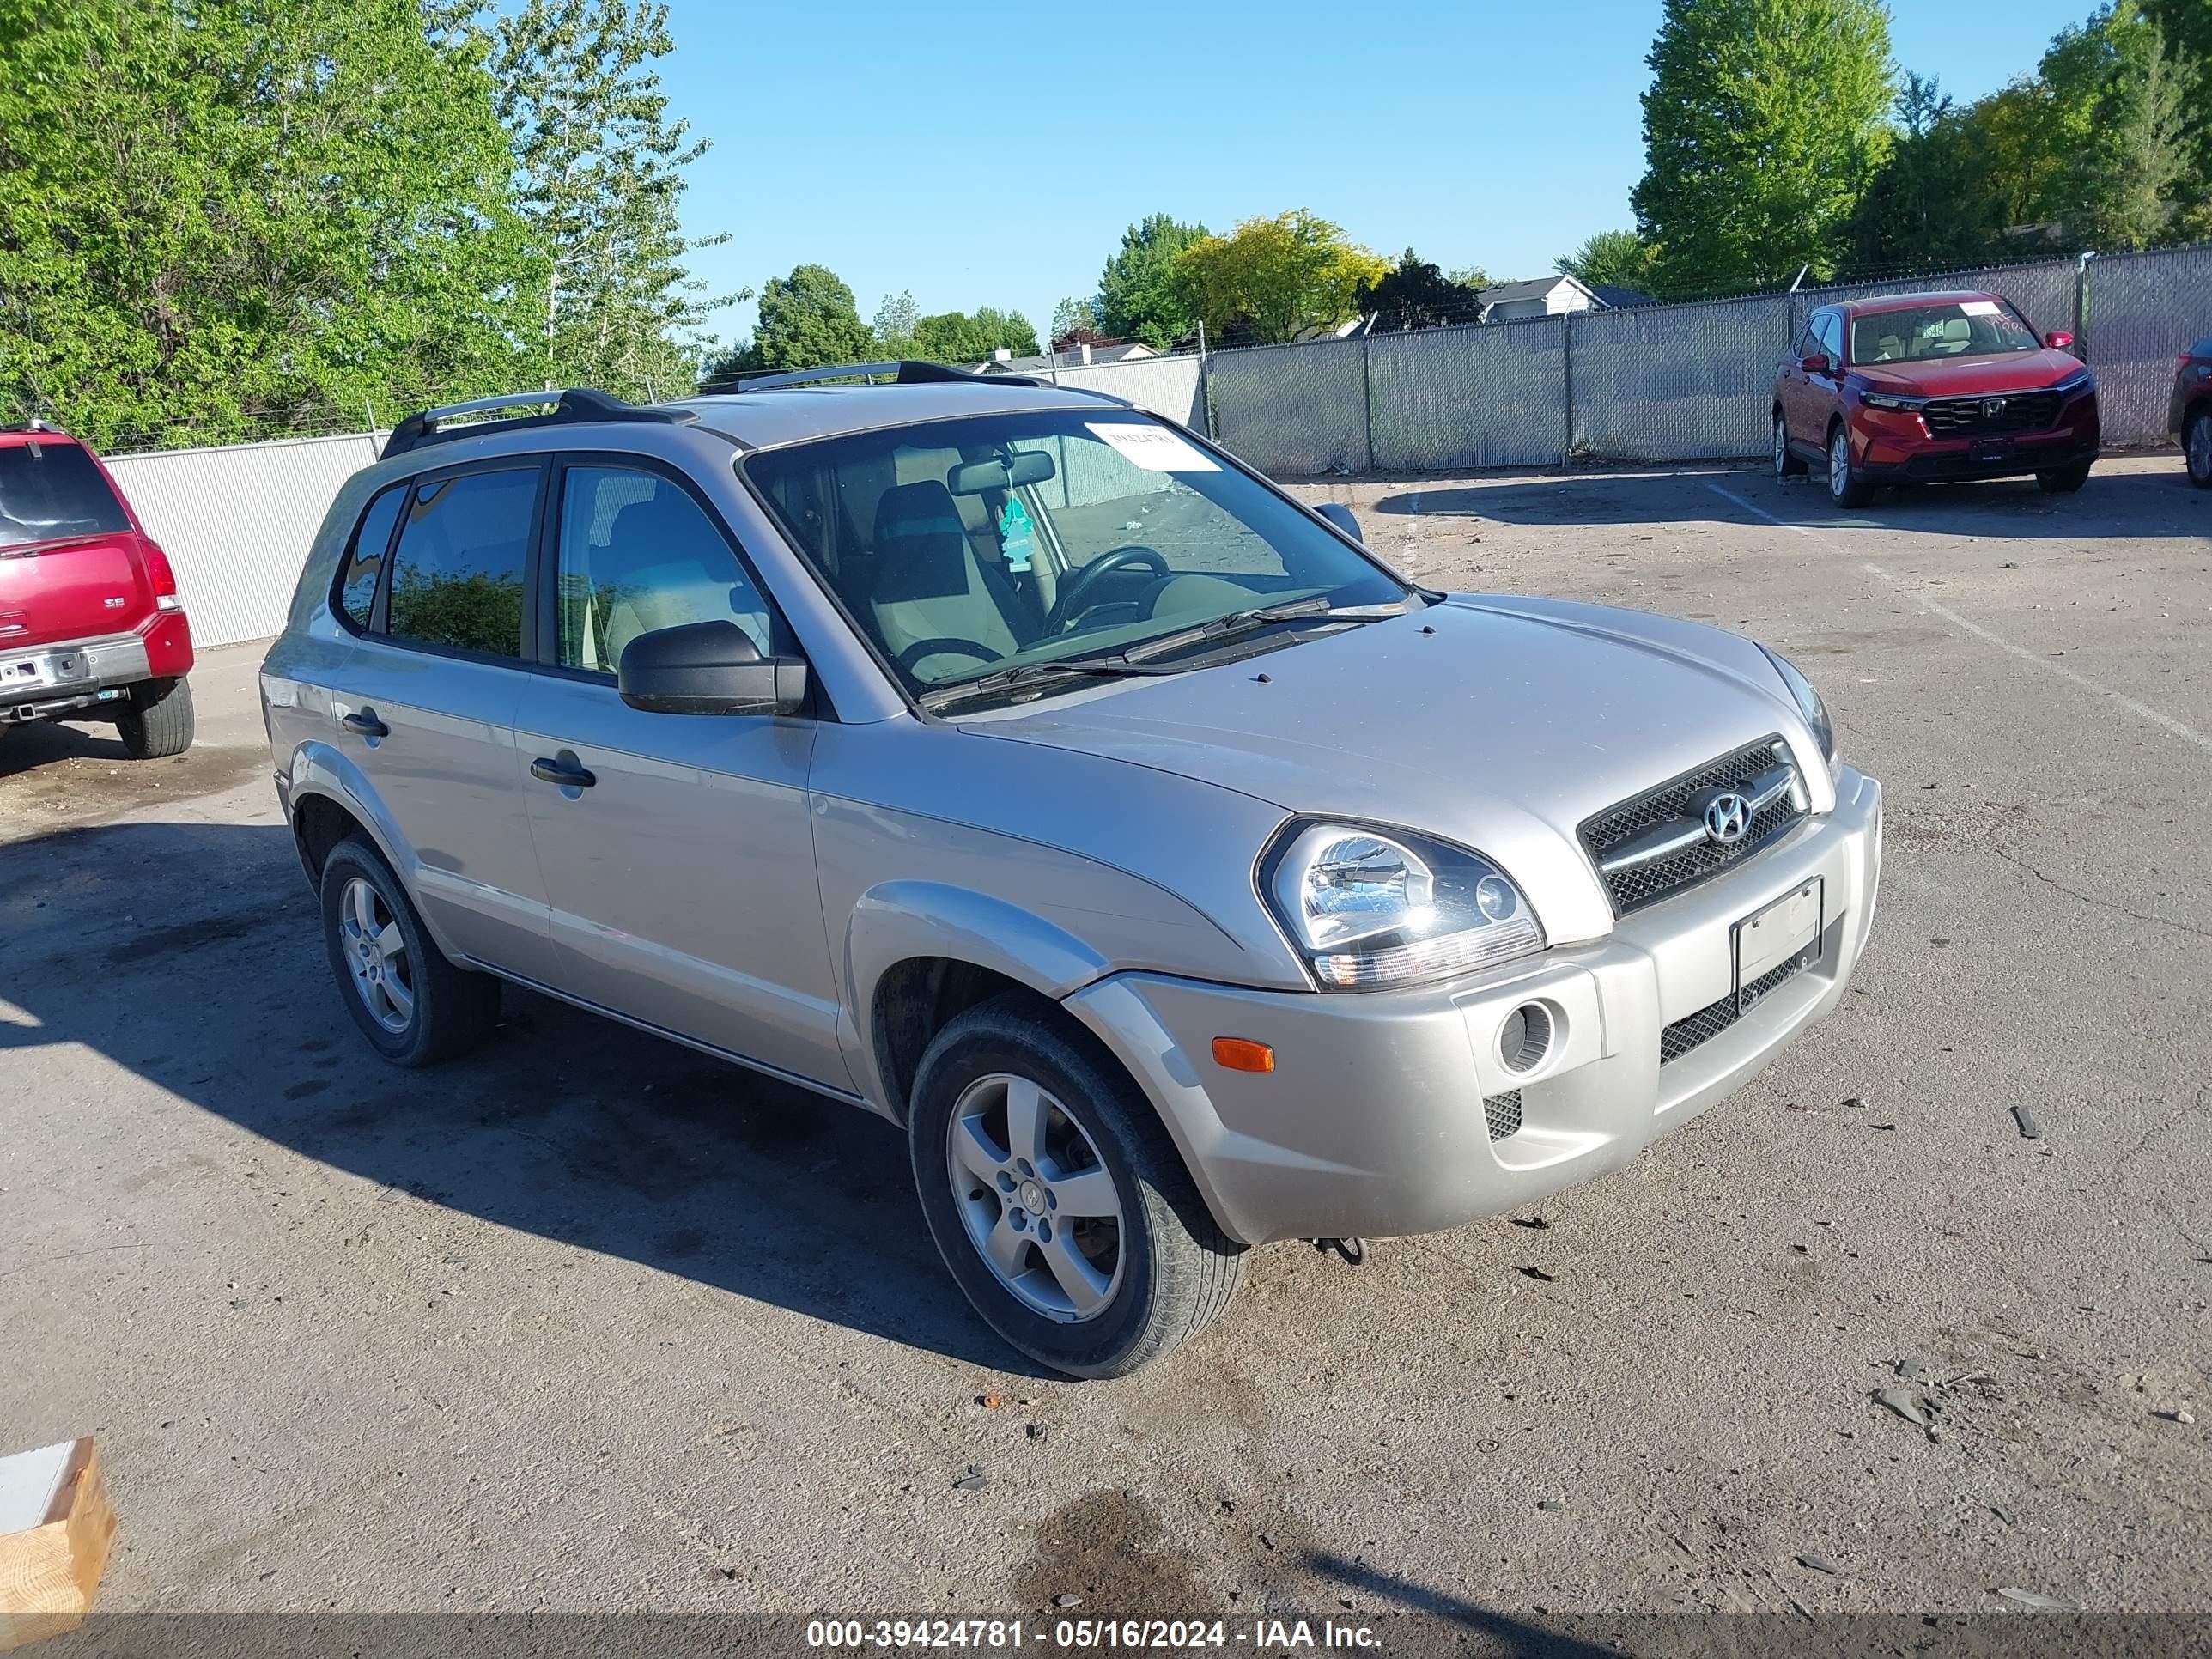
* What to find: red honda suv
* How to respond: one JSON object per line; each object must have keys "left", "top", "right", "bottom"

{"left": 1772, "top": 290, "right": 2100, "bottom": 507}
{"left": 0, "top": 424, "right": 195, "bottom": 757}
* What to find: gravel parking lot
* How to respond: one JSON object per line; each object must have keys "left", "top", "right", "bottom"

{"left": 5, "top": 455, "right": 2208, "bottom": 1639}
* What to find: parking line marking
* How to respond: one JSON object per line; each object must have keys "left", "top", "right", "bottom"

{"left": 1705, "top": 482, "right": 2212, "bottom": 757}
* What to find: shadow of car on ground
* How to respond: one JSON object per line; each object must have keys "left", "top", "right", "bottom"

{"left": 1, "top": 817, "right": 1051, "bottom": 1376}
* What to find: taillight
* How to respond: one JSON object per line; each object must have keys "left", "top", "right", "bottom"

{"left": 143, "top": 541, "right": 183, "bottom": 611}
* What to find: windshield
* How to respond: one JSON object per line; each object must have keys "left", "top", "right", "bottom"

{"left": 744, "top": 410, "right": 1408, "bottom": 696}
{"left": 1850, "top": 301, "right": 2039, "bottom": 366}
{"left": 0, "top": 440, "right": 131, "bottom": 550}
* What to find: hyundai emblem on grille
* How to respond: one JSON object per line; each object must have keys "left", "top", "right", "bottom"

{"left": 1702, "top": 793, "right": 1753, "bottom": 844}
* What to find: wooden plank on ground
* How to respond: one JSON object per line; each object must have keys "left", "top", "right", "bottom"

{"left": 0, "top": 1437, "right": 116, "bottom": 1651}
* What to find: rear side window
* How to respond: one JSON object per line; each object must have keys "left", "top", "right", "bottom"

{"left": 0, "top": 440, "right": 131, "bottom": 550}
{"left": 335, "top": 484, "right": 405, "bottom": 629}
{"left": 385, "top": 468, "right": 538, "bottom": 659}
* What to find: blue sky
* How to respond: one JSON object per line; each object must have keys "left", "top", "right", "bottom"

{"left": 658, "top": 0, "right": 2091, "bottom": 350}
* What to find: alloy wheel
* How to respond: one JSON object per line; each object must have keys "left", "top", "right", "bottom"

{"left": 337, "top": 875, "right": 415, "bottom": 1035}
{"left": 945, "top": 1073, "right": 1126, "bottom": 1322}
{"left": 1773, "top": 416, "right": 1789, "bottom": 477}
{"left": 1829, "top": 429, "right": 1851, "bottom": 498}
{"left": 2190, "top": 414, "right": 2212, "bottom": 484}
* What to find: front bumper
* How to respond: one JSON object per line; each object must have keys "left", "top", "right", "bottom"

{"left": 0, "top": 615, "right": 190, "bottom": 724}
{"left": 1067, "top": 767, "right": 1882, "bottom": 1245}
{"left": 1853, "top": 396, "right": 2100, "bottom": 483}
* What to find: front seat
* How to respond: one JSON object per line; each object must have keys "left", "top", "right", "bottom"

{"left": 591, "top": 489, "right": 762, "bottom": 668}
{"left": 869, "top": 481, "right": 1034, "bottom": 679}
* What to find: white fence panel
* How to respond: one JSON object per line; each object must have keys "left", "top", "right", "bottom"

{"left": 107, "top": 432, "right": 380, "bottom": 647}
{"left": 1047, "top": 354, "right": 1206, "bottom": 428}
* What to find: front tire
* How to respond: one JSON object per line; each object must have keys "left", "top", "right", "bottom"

{"left": 116, "top": 677, "right": 194, "bottom": 758}
{"left": 1773, "top": 411, "right": 1806, "bottom": 477}
{"left": 2037, "top": 460, "right": 2093, "bottom": 494}
{"left": 319, "top": 837, "right": 501, "bottom": 1066}
{"left": 908, "top": 994, "right": 1247, "bottom": 1378}
{"left": 1827, "top": 423, "right": 1873, "bottom": 508}
{"left": 2185, "top": 410, "right": 2212, "bottom": 489}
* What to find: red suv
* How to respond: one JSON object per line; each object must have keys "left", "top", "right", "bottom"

{"left": 1772, "top": 290, "right": 2100, "bottom": 507}
{"left": 2173, "top": 335, "right": 2211, "bottom": 489}
{"left": 0, "top": 424, "right": 195, "bottom": 757}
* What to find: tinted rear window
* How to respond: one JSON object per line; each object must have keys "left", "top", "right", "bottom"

{"left": 336, "top": 484, "right": 406, "bottom": 629}
{"left": 385, "top": 468, "right": 538, "bottom": 658}
{"left": 0, "top": 441, "right": 131, "bottom": 550}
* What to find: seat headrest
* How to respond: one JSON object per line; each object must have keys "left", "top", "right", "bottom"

{"left": 872, "top": 480, "right": 972, "bottom": 604}
{"left": 605, "top": 489, "right": 704, "bottom": 560}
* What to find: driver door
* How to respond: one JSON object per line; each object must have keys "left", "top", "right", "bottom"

{"left": 515, "top": 454, "right": 852, "bottom": 1092}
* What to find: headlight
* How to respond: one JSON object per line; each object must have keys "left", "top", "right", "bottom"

{"left": 1262, "top": 821, "right": 1545, "bottom": 991}
{"left": 1861, "top": 391, "right": 1926, "bottom": 412}
{"left": 2054, "top": 367, "right": 2095, "bottom": 395}
{"left": 1759, "top": 644, "right": 1837, "bottom": 770}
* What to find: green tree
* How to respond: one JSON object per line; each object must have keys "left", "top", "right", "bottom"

{"left": 2142, "top": 0, "right": 2212, "bottom": 233}
{"left": 735, "top": 264, "right": 875, "bottom": 374}
{"left": 1170, "top": 211, "right": 1389, "bottom": 346}
{"left": 0, "top": 0, "right": 532, "bottom": 448}
{"left": 1553, "top": 229, "right": 1661, "bottom": 294}
{"left": 1049, "top": 296, "right": 1101, "bottom": 349}
{"left": 1847, "top": 74, "right": 2005, "bottom": 270}
{"left": 2039, "top": 2, "right": 2196, "bottom": 251}
{"left": 873, "top": 289, "right": 920, "bottom": 357}
{"left": 1632, "top": 0, "right": 1894, "bottom": 295}
{"left": 487, "top": 0, "right": 737, "bottom": 398}
{"left": 1096, "top": 214, "right": 1207, "bottom": 348}
{"left": 910, "top": 307, "right": 1040, "bottom": 365}
{"left": 1356, "top": 249, "right": 1482, "bottom": 328}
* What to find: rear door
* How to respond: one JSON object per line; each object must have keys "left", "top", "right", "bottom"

{"left": 514, "top": 454, "right": 850, "bottom": 1091}
{"left": 333, "top": 458, "right": 556, "bottom": 980}
{"left": 1810, "top": 309, "right": 1847, "bottom": 434}
{"left": 0, "top": 436, "right": 149, "bottom": 649}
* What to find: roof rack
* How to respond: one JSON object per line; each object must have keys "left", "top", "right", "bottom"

{"left": 1, "top": 419, "right": 58, "bottom": 434}
{"left": 381, "top": 388, "right": 693, "bottom": 459}
{"left": 731, "top": 360, "right": 1044, "bottom": 391}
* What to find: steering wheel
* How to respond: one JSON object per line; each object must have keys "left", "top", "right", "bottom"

{"left": 1044, "top": 545, "right": 1170, "bottom": 634}
{"left": 896, "top": 636, "right": 1000, "bottom": 674}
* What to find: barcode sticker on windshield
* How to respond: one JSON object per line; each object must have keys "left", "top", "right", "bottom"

{"left": 1960, "top": 300, "right": 2002, "bottom": 315}
{"left": 1088, "top": 422, "right": 1219, "bottom": 472}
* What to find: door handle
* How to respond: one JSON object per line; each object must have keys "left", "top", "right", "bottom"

{"left": 341, "top": 708, "right": 388, "bottom": 739}
{"left": 531, "top": 755, "right": 597, "bottom": 789}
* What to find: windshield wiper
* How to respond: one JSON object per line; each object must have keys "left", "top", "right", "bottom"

{"left": 1119, "top": 597, "right": 1402, "bottom": 665}
{"left": 917, "top": 655, "right": 1179, "bottom": 712}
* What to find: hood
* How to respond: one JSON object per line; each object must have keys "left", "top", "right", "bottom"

{"left": 959, "top": 597, "right": 1828, "bottom": 945}
{"left": 1854, "top": 348, "right": 2083, "bottom": 398}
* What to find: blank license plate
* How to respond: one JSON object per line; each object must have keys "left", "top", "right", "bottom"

{"left": 1734, "top": 878, "right": 1822, "bottom": 1007}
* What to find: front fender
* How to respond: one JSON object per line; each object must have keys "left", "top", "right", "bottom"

{"left": 841, "top": 881, "right": 1113, "bottom": 1113}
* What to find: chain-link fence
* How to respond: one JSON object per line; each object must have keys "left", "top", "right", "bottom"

{"left": 1569, "top": 293, "right": 1796, "bottom": 462}
{"left": 1204, "top": 337, "right": 1370, "bottom": 477}
{"left": 2082, "top": 243, "right": 2212, "bottom": 446}
{"left": 1369, "top": 316, "right": 1567, "bottom": 471}
{"left": 1789, "top": 258, "right": 2082, "bottom": 344}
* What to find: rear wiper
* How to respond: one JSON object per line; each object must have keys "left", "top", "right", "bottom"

{"left": 1120, "top": 597, "right": 1401, "bottom": 665}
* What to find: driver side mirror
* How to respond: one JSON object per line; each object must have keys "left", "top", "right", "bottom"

{"left": 1800, "top": 352, "right": 1832, "bottom": 375}
{"left": 1314, "top": 502, "right": 1362, "bottom": 543}
{"left": 618, "top": 621, "right": 807, "bottom": 716}
{"left": 2045, "top": 330, "right": 2078, "bottom": 353}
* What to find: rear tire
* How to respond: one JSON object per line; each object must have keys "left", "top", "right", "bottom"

{"left": 1826, "top": 423, "right": 1873, "bottom": 508}
{"left": 2186, "top": 410, "right": 2212, "bottom": 489}
{"left": 319, "top": 836, "right": 501, "bottom": 1066}
{"left": 116, "top": 677, "right": 194, "bottom": 758}
{"left": 908, "top": 994, "right": 1247, "bottom": 1377}
{"left": 1773, "top": 411, "right": 1806, "bottom": 477}
{"left": 2037, "top": 460, "right": 2093, "bottom": 494}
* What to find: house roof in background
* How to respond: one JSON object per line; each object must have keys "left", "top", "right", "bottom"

{"left": 978, "top": 342, "right": 1156, "bottom": 374}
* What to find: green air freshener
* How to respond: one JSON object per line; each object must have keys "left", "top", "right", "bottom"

{"left": 999, "top": 497, "right": 1036, "bottom": 572}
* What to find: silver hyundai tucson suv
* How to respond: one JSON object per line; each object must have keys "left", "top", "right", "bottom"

{"left": 263, "top": 368, "right": 1883, "bottom": 1377}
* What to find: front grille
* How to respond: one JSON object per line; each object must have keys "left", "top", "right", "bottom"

{"left": 1483, "top": 1090, "right": 1523, "bottom": 1141}
{"left": 1579, "top": 738, "right": 1805, "bottom": 915}
{"left": 1659, "top": 952, "right": 1812, "bottom": 1065}
{"left": 1923, "top": 390, "right": 2063, "bottom": 434}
